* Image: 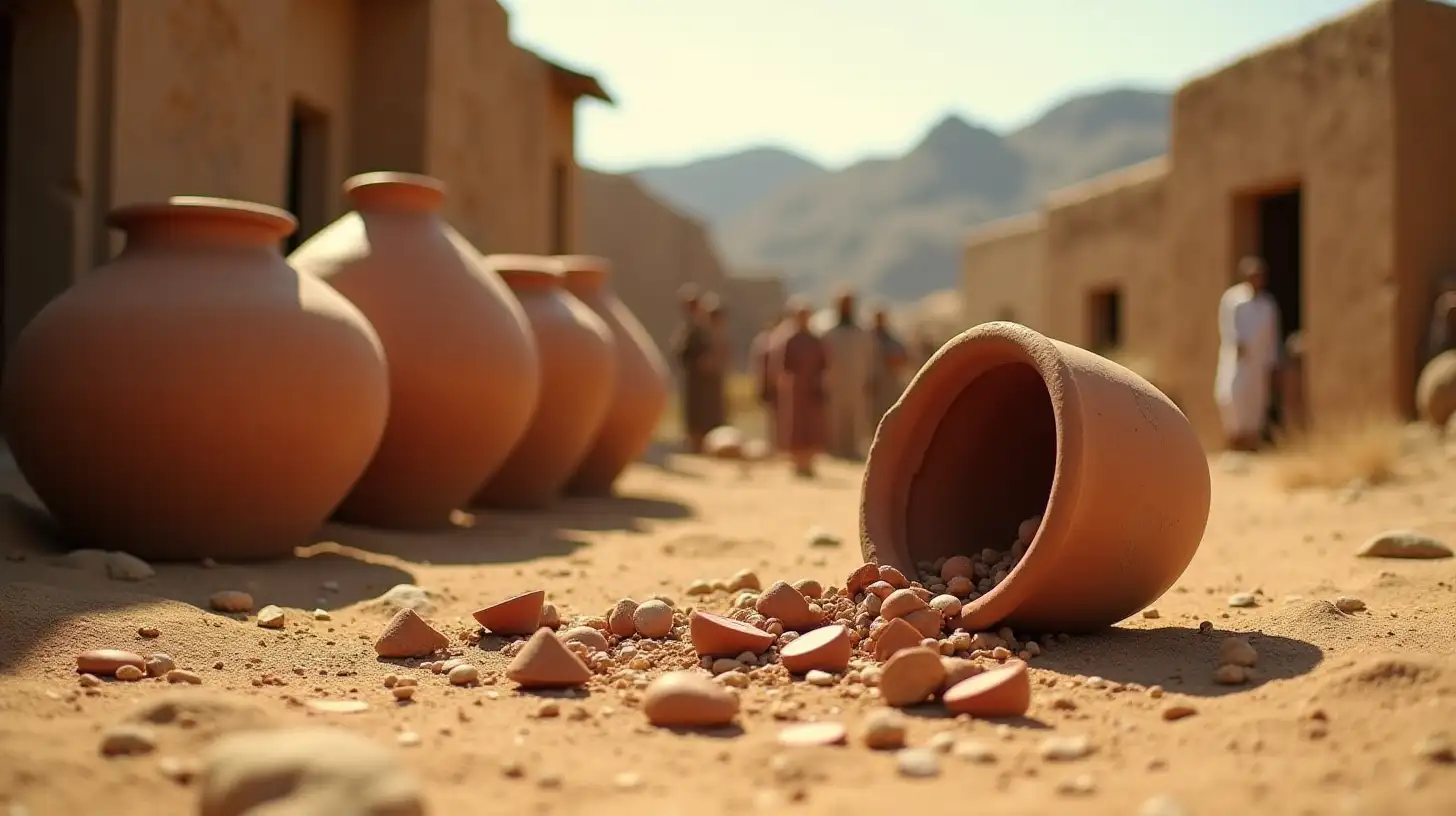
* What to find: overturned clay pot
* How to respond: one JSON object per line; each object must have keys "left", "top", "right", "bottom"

{"left": 859, "top": 322, "right": 1210, "bottom": 633}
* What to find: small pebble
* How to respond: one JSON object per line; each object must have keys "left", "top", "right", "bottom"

{"left": 1227, "top": 592, "right": 1257, "bottom": 608}
{"left": 166, "top": 669, "right": 202, "bottom": 685}
{"left": 861, "top": 709, "right": 908, "bottom": 750}
{"left": 951, "top": 739, "right": 997, "bottom": 763}
{"left": 1161, "top": 704, "right": 1197, "bottom": 721}
{"left": 1141, "top": 608, "right": 1160, "bottom": 619}
{"left": 100, "top": 725, "right": 157, "bottom": 757}
{"left": 313, "top": 609, "right": 331, "bottom": 621}
{"left": 1414, "top": 735, "right": 1454, "bottom": 763}
{"left": 1213, "top": 664, "right": 1247, "bottom": 685}
{"left": 1039, "top": 735, "right": 1094, "bottom": 761}
{"left": 1218, "top": 637, "right": 1259, "bottom": 667}
{"left": 114, "top": 664, "right": 145, "bottom": 682}
{"left": 804, "top": 669, "right": 836, "bottom": 687}
{"left": 1334, "top": 596, "right": 1366, "bottom": 613}
{"left": 392, "top": 686, "right": 417, "bottom": 702}
{"left": 1056, "top": 773, "right": 1097, "bottom": 795}
{"left": 137, "top": 627, "right": 160, "bottom": 639}
{"left": 1140, "top": 794, "right": 1189, "bottom": 816}
{"left": 613, "top": 771, "right": 644, "bottom": 790}
{"left": 448, "top": 664, "right": 479, "bottom": 686}
{"left": 208, "top": 590, "right": 254, "bottom": 613}
{"left": 396, "top": 731, "right": 421, "bottom": 748}
{"left": 256, "top": 605, "right": 285, "bottom": 629}
{"left": 896, "top": 748, "right": 941, "bottom": 778}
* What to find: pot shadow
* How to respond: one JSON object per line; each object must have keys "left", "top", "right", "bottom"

{"left": 0, "top": 494, "right": 418, "bottom": 676}
{"left": 1030, "top": 625, "right": 1324, "bottom": 697}
{"left": 638, "top": 443, "right": 707, "bottom": 481}
{"left": 539, "top": 492, "right": 694, "bottom": 533}
{"left": 655, "top": 724, "right": 746, "bottom": 739}
{"left": 321, "top": 512, "right": 588, "bottom": 566}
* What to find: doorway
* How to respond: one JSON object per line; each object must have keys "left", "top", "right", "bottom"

{"left": 1254, "top": 186, "right": 1303, "bottom": 436}
{"left": 1086, "top": 286, "right": 1124, "bottom": 353}
{"left": 285, "top": 100, "right": 329, "bottom": 253}
{"left": 0, "top": 10, "right": 14, "bottom": 380}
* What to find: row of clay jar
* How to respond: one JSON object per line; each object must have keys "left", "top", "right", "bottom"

{"left": 0, "top": 172, "right": 671, "bottom": 562}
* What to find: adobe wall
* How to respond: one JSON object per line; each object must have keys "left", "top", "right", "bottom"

{"left": 2, "top": 0, "right": 106, "bottom": 354}
{"left": 1166, "top": 1, "right": 1398, "bottom": 441}
{"left": 578, "top": 169, "right": 729, "bottom": 357}
{"left": 547, "top": 90, "right": 581, "bottom": 254}
{"left": 1391, "top": 0, "right": 1456, "bottom": 406}
{"left": 960, "top": 213, "right": 1047, "bottom": 332}
{"left": 1043, "top": 158, "right": 1170, "bottom": 396}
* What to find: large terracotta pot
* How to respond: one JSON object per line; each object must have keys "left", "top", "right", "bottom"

{"left": 0, "top": 197, "right": 389, "bottom": 560}
{"left": 288, "top": 173, "right": 539, "bottom": 529}
{"left": 474, "top": 256, "right": 616, "bottom": 509}
{"left": 555, "top": 255, "right": 670, "bottom": 495}
{"left": 860, "top": 322, "right": 1210, "bottom": 633}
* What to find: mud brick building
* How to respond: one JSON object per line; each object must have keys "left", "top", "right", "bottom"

{"left": 960, "top": 0, "right": 1456, "bottom": 443}
{"left": 0, "top": 0, "right": 609, "bottom": 372}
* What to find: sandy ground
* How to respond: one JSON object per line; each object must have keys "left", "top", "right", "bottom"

{"left": 1, "top": 437, "right": 1455, "bottom": 816}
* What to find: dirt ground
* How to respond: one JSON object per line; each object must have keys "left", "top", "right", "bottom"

{"left": 1, "top": 433, "right": 1454, "bottom": 815}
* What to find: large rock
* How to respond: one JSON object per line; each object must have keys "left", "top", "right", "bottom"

{"left": 198, "top": 727, "right": 425, "bottom": 816}
{"left": 1416, "top": 350, "right": 1456, "bottom": 428}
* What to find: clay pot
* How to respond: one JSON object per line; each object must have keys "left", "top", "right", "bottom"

{"left": 473, "top": 256, "right": 616, "bottom": 509}
{"left": 288, "top": 173, "right": 539, "bottom": 529}
{"left": 0, "top": 197, "right": 389, "bottom": 560}
{"left": 860, "top": 322, "right": 1210, "bottom": 633}
{"left": 555, "top": 255, "right": 670, "bottom": 495}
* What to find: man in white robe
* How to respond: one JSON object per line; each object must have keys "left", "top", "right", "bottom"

{"left": 820, "top": 289, "right": 874, "bottom": 460}
{"left": 1214, "top": 256, "right": 1282, "bottom": 451}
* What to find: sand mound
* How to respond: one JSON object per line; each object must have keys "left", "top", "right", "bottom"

{"left": 1257, "top": 599, "right": 1369, "bottom": 646}
{"left": 1315, "top": 654, "right": 1451, "bottom": 702}
{"left": 125, "top": 690, "right": 274, "bottom": 736}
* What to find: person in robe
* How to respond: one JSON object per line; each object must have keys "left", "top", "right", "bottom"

{"left": 1426, "top": 289, "right": 1456, "bottom": 365}
{"left": 669, "top": 285, "right": 714, "bottom": 454}
{"left": 820, "top": 289, "right": 874, "bottom": 460}
{"left": 700, "top": 295, "right": 731, "bottom": 432}
{"left": 771, "top": 300, "right": 828, "bottom": 477}
{"left": 749, "top": 309, "right": 791, "bottom": 453}
{"left": 1214, "top": 256, "right": 1282, "bottom": 452}
{"left": 868, "top": 306, "right": 911, "bottom": 430}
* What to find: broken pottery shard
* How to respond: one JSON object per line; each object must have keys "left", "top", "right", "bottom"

{"left": 472, "top": 589, "right": 545, "bottom": 636}
{"left": 373, "top": 609, "right": 448, "bottom": 658}
{"left": 754, "top": 581, "right": 819, "bottom": 631}
{"left": 506, "top": 628, "right": 592, "bottom": 689}
{"left": 688, "top": 611, "right": 775, "bottom": 658}
{"left": 872, "top": 616, "right": 924, "bottom": 662}
{"left": 779, "top": 624, "right": 851, "bottom": 674}
{"left": 845, "top": 562, "right": 880, "bottom": 597}
{"left": 943, "top": 660, "right": 1032, "bottom": 718}
{"left": 1356, "top": 530, "right": 1452, "bottom": 560}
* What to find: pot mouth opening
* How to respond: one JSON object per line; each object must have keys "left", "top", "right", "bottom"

{"left": 902, "top": 359, "right": 1057, "bottom": 579}
{"left": 107, "top": 196, "right": 297, "bottom": 239}
{"left": 554, "top": 255, "right": 611, "bottom": 290}
{"left": 488, "top": 254, "right": 560, "bottom": 288}
{"left": 343, "top": 172, "right": 447, "bottom": 213}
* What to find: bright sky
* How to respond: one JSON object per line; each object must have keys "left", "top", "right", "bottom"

{"left": 501, "top": 0, "right": 1371, "bottom": 172}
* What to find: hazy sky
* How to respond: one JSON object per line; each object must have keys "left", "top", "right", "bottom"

{"left": 500, "top": 0, "right": 1368, "bottom": 172}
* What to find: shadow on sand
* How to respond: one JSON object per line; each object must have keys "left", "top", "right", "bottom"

{"left": 1032, "top": 624, "right": 1324, "bottom": 698}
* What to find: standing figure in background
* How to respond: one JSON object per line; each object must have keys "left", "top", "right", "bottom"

{"left": 670, "top": 285, "right": 713, "bottom": 454}
{"left": 1427, "top": 289, "right": 1456, "bottom": 365}
{"left": 820, "top": 288, "right": 874, "bottom": 460}
{"left": 749, "top": 309, "right": 789, "bottom": 452}
{"left": 701, "top": 294, "right": 730, "bottom": 432}
{"left": 771, "top": 300, "right": 828, "bottom": 477}
{"left": 1214, "top": 256, "right": 1282, "bottom": 452}
{"left": 868, "top": 305, "right": 911, "bottom": 432}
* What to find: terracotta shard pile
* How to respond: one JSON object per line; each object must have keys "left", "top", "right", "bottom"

{"left": 472, "top": 590, "right": 546, "bottom": 636}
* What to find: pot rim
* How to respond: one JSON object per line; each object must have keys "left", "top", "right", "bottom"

{"left": 343, "top": 172, "right": 447, "bottom": 212}
{"left": 106, "top": 196, "right": 297, "bottom": 238}
{"left": 860, "top": 321, "right": 1086, "bottom": 631}
{"left": 487, "top": 254, "right": 560, "bottom": 287}
{"left": 554, "top": 255, "right": 612, "bottom": 275}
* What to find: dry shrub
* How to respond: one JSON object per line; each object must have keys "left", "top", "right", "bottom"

{"left": 1269, "top": 419, "right": 1405, "bottom": 491}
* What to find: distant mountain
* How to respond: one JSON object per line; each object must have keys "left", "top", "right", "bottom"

{"left": 629, "top": 147, "right": 828, "bottom": 224}
{"left": 630, "top": 87, "right": 1172, "bottom": 302}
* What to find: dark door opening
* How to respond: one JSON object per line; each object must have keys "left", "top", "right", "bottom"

{"left": 1255, "top": 187, "right": 1303, "bottom": 436}
{"left": 285, "top": 101, "right": 329, "bottom": 253}
{"left": 549, "top": 160, "right": 567, "bottom": 255}
{"left": 1087, "top": 287, "right": 1123, "bottom": 352}
{"left": 0, "top": 11, "right": 13, "bottom": 387}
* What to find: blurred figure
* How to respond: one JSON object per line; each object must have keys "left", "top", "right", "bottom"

{"left": 771, "top": 300, "right": 828, "bottom": 478}
{"left": 868, "top": 305, "right": 910, "bottom": 430}
{"left": 1214, "top": 256, "right": 1282, "bottom": 452}
{"left": 701, "top": 294, "right": 730, "bottom": 432}
{"left": 670, "top": 285, "right": 713, "bottom": 454}
{"left": 1427, "top": 288, "right": 1456, "bottom": 364}
{"left": 749, "top": 308, "right": 791, "bottom": 453}
{"left": 820, "top": 288, "right": 874, "bottom": 460}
